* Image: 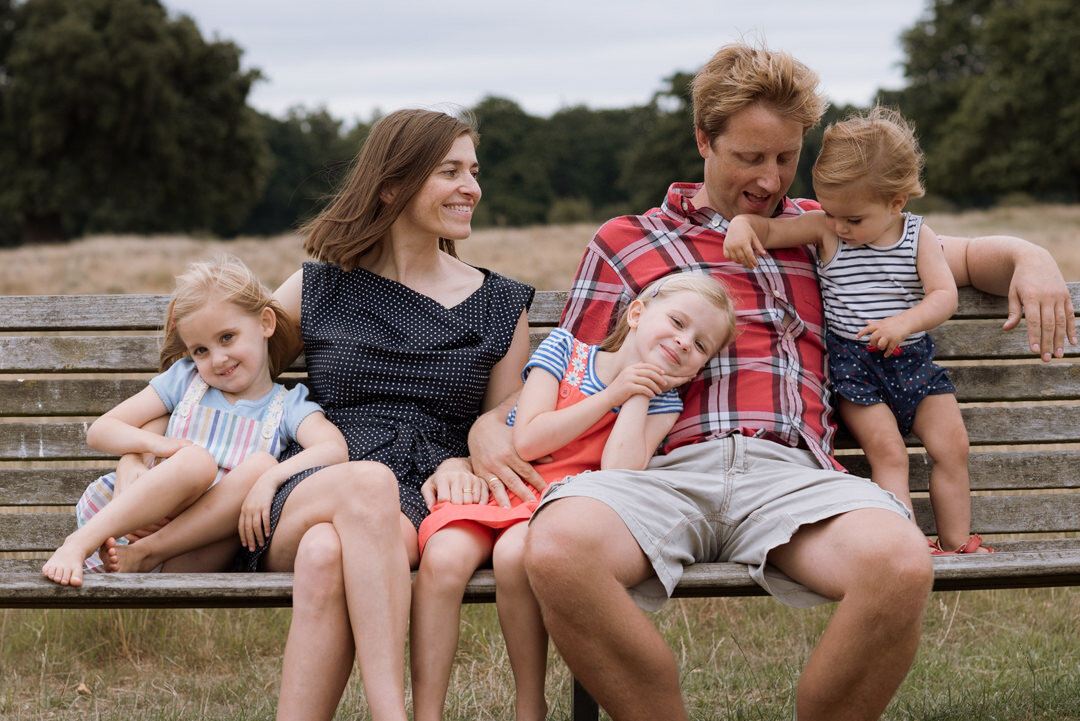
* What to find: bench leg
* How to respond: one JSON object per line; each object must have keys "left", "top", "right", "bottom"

{"left": 571, "top": 675, "right": 600, "bottom": 721}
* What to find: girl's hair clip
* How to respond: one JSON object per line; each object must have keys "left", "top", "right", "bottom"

{"left": 650, "top": 279, "right": 667, "bottom": 297}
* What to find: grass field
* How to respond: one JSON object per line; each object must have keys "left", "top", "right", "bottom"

{"left": 1, "top": 208, "right": 1078, "bottom": 720}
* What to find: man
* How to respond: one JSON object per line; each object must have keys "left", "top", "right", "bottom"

{"left": 468, "top": 43, "right": 1075, "bottom": 721}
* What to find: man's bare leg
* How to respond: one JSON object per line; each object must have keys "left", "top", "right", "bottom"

{"left": 525, "top": 497, "right": 687, "bottom": 721}
{"left": 768, "top": 508, "right": 932, "bottom": 721}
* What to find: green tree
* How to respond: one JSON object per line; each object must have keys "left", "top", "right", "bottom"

{"left": 239, "top": 107, "right": 362, "bottom": 236}
{"left": 886, "top": 0, "right": 1080, "bottom": 204}
{"left": 618, "top": 72, "right": 700, "bottom": 210}
{"left": 0, "top": 0, "right": 268, "bottom": 244}
{"left": 541, "top": 104, "right": 652, "bottom": 219}
{"left": 472, "top": 96, "right": 553, "bottom": 226}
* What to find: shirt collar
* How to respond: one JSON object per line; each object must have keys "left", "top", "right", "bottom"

{"left": 660, "top": 182, "right": 803, "bottom": 228}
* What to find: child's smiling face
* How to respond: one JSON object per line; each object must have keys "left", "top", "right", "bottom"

{"left": 628, "top": 290, "right": 732, "bottom": 379}
{"left": 175, "top": 296, "right": 276, "bottom": 402}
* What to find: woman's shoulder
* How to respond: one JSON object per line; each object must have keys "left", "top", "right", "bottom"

{"left": 476, "top": 267, "right": 535, "bottom": 308}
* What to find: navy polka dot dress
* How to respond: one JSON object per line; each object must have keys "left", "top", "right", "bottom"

{"left": 241, "top": 261, "right": 533, "bottom": 570}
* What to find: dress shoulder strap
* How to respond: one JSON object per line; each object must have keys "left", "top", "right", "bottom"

{"left": 174, "top": 374, "right": 210, "bottom": 420}
{"left": 259, "top": 385, "right": 291, "bottom": 446}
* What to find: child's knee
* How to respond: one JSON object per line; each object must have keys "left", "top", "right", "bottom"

{"left": 492, "top": 529, "right": 527, "bottom": 579}
{"left": 171, "top": 445, "right": 218, "bottom": 485}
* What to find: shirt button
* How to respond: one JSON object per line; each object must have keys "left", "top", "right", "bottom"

{"left": 711, "top": 217, "right": 721, "bottom": 228}
{"left": 772, "top": 290, "right": 782, "bottom": 298}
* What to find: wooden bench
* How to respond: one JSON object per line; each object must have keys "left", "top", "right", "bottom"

{"left": 2, "top": 287, "right": 1079, "bottom": 720}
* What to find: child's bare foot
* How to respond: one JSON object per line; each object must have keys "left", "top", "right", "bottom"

{"left": 112, "top": 540, "right": 158, "bottom": 573}
{"left": 42, "top": 542, "right": 89, "bottom": 586}
{"left": 98, "top": 537, "right": 120, "bottom": 572}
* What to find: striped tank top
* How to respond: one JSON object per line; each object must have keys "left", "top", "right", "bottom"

{"left": 818, "top": 212, "right": 926, "bottom": 345}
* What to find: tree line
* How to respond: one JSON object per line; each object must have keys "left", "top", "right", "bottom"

{"left": 1, "top": 0, "right": 1077, "bottom": 246}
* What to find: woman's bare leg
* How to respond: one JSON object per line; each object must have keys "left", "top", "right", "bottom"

{"left": 43, "top": 445, "right": 217, "bottom": 585}
{"left": 276, "top": 524, "right": 356, "bottom": 721}
{"left": 493, "top": 523, "right": 548, "bottom": 721}
{"left": 110, "top": 452, "right": 277, "bottom": 572}
{"left": 265, "top": 461, "right": 416, "bottom": 721}
{"left": 411, "top": 523, "right": 494, "bottom": 721}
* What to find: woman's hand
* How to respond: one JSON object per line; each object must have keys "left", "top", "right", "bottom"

{"left": 421, "top": 457, "right": 485, "bottom": 508}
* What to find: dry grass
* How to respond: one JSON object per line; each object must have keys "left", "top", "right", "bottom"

{"left": 2, "top": 207, "right": 1077, "bottom": 298}
{"left": 0, "top": 222, "right": 599, "bottom": 296}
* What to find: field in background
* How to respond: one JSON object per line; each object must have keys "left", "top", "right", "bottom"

{"left": 2, "top": 207, "right": 1079, "bottom": 719}
{"left": 3, "top": 204, "right": 1080, "bottom": 296}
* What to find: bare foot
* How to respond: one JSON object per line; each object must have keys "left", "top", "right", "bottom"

{"left": 113, "top": 540, "right": 158, "bottom": 573}
{"left": 42, "top": 542, "right": 88, "bottom": 586}
{"left": 98, "top": 537, "right": 120, "bottom": 572}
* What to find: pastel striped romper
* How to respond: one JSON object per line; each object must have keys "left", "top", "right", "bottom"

{"left": 75, "top": 370, "right": 289, "bottom": 572}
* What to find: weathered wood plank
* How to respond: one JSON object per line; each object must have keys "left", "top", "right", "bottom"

{"left": 0, "top": 512, "right": 76, "bottom": 551}
{"left": 0, "top": 294, "right": 168, "bottom": 332}
{"left": 0, "top": 376, "right": 308, "bottom": 417}
{"left": 1, "top": 449, "right": 1075, "bottom": 508}
{"left": 832, "top": 404, "right": 1080, "bottom": 449}
{"left": 0, "top": 468, "right": 107, "bottom": 505}
{"left": 0, "top": 291, "right": 566, "bottom": 332}
{"left": 0, "top": 336, "right": 161, "bottom": 373}
{"left": 4, "top": 364, "right": 1076, "bottom": 418}
{"left": 913, "top": 493, "right": 1080, "bottom": 535}
{"left": 4, "top": 320, "right": 1071, "bottom": 376}
{"left": 0, "top": 378, "right": 149, "bottom": 416}
{"left": 945, "top": 363, "right": 1080, "bottom": 402}
{"left": 5, "top": 403, "right": 1079, "bottom": 462}
{"left": 2, "top": 540, "right": 1078, "bottom": 609}
{"left": 928, "top": 545, "right": 1080, "bottom": 590}
{"left": 5, "top": 491, "right": 1078, "bottom": 554}
{"left": 950, "top": 284, "right": 1080, "bottom": 320}
{"left": 0, "top": 286, "right": 1073, "bottom": 330}
{"left": 0, "top": 560, "right": 499, "bottom": 608}
{"left": 843, "top": 449, "right": 1080, "bottom": 492}
{"left": 932, "top": 320, "right": 1080, "bottom": 360}
{"left": 0, "top": 421, "right": 102, "bottom": 461}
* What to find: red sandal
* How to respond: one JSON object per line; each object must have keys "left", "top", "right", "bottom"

{"left": 929, "top": 534, "right": 995, "bottom": 555}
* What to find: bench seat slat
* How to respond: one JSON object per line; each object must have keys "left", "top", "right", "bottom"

{"left": 2, "top": 539, "right": 1078, "bottom": 609}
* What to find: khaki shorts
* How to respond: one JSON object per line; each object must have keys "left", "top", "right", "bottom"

{"left": 534, "top": 434, "right": 909, "bottom": 610}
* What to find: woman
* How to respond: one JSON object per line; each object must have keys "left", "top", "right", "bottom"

{"left": 261, "top": 109, "right": 534, "bottom": 720}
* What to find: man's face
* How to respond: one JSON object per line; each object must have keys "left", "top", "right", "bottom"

{"left": 694, "top": 103, "right": 804, "bottom": 220}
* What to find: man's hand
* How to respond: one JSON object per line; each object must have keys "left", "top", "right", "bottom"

{"left": 467, "top": 409, "right": 546, "bottom": 507}
{"left": 1003, "top": 258, "right": 1077, "bottom": 362}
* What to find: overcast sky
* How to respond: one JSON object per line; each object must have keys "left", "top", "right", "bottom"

{"left": 161, "top": 1, "right": 930, "bottom": 124}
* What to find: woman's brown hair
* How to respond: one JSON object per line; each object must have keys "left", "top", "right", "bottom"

{"left": 301, "top": 108, "right": 479, "bottom": 271}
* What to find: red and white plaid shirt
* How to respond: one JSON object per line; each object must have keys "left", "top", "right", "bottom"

{"left": 559, "top": 183, "right": 841, "bottom": 470}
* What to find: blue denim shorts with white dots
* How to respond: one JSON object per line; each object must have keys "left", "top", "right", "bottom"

{"left": 826, "top": 331, "right": 955, "bottom": 435}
